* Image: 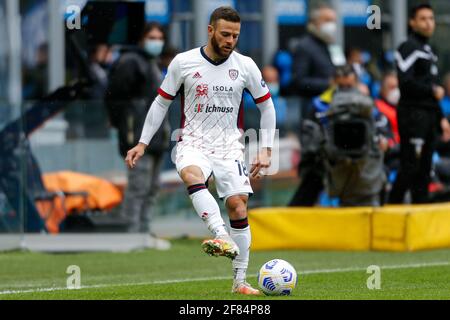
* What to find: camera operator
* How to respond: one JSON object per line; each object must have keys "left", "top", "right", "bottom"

{"left": 291, "top": 65, "right": 387, "bottom": 207}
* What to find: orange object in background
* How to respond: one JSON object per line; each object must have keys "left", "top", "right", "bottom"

{"left": 35, "top": 171, "right": 123, "bottom": 233}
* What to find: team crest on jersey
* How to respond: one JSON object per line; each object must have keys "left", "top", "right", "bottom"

{"left": 229, "top": 69, "right": 239, "bottom": 81}
{"left": 261, "top": 78, "right": 266, "bottom": 88}
{"left": 195, "top": 84, "right": 209, "bottom": 98}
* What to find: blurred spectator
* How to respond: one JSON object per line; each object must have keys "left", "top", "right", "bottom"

{"left": 290, "top": 4, "right": 338, "bottom": 116}
{"left": 441, "top": 72, "right": 450, "bottom": 117}
{"left": 388, "top": 4, "right": 450, "bottom": 204}
{"left": 65, "top": 44, "right": 112, "bottom": 139}
{"left": 374, "top": 71, "right": 402, "bottom": 202}
{"left": 345, "top": 46, "right": 372, "bottom": 96}
{"left": 375, "top": 71, "right": 400, "bottom": 144}
{"left": 159, "top": 46, "right": 178, "bottom": 77}
{"left": 105, "top": 22, "right": 170, "bottom": 234}
{"left": 87, "top": 44, "right": 112, "bottom": 99}
{"left": 289, "top": 65, "right": 386, "bottom": 207}
{"left": 263, "top": 66, "right": 288, "bottom": 133}
{"left": 23, "top": 43, "right": 48, "bottom": 99}
{"left": 346, "top": 47, "right": 370, "bottom": 85}
{"left": 288, "top": 4, "right": 340, "bottom": 205}
{"left": 244, "top": 65, "right": 288, "bottom": 135}
{"left": 436, "top": 73, "right": 450, "bottom": 180}
{"left": 85, "top": 44, "right": 113, "bottom": 138}
{"left": 273, "top": 50, "right": 293, "bottom": 91}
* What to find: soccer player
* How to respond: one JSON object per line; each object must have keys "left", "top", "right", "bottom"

{"left": 125, "top": 7, "right": 276, "bottom": 295}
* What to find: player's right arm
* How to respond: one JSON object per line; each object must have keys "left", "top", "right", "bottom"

{"left": 126, "top": 55, "right": 183, "bottom": 169}
{"left": 125, "top": 95, "right": 173, "bottom": 168}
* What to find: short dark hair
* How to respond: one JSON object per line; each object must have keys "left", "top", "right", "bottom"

{"left": 380, "top": 70, "right": 397, "bottom": 89}
{"left": 381, "top": 70, "right": 397, "bottom": 83}
{"left": 209, "top": 6, "right": 241, "bottom": 26}
{"left": 140, "top": 22, "right": 164, "bottom": 41}
{"left": 333, "top": 65, "right": 356, "bottom": 78}
{"left": 309, "top": 3, "right": 334, "bottom": 23}
{"left": 409, "top": 3, "right": 433, "bottom": 19}
{"left": 345, "top": 46, "right": 362, "bottom": 60}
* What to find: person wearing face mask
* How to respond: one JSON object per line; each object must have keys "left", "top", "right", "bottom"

{"left": 375, "top": 71, "right": 401, "bottom": 145}
{"left": 105, "top": 22, "right": 170, "bottom": 236}
{"left": 288, "top": 5, "right": 342, "bottom": 206}
{"left": 290, "top": 4, "right": 340, "bottom": 110}
{"left": 374, "top": 71, "right": 402, "bottom": 201}
{"left": 243, "top": 66, "right": 288, "bottom": 135}
{"left": 266, "top": 76, "right": 288, "bottom": 133}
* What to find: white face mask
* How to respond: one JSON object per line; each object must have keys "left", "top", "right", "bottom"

{"left": 144, "top": 40, "right": 164, "bottom": 57}
{"left": 320, "top": 22, "right": 337, "bottom": 42}
{"left": 386, "top": 88, "right": 400, "bottom": 106}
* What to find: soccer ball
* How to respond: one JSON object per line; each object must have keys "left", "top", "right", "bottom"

{"left": 257, "top": 259, "right": 298, "bottom": 296}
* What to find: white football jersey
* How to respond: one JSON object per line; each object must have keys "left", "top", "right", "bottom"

{"left": 158, "top": 47, "right": 271, "bottom": 158}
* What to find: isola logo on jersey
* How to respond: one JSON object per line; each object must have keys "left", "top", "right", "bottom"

{"left": 213, "top": 86, "right": 234, "bottom": 92}
{"left": 194, "top": 103, "right": 233, "bottom": 114}
{"left": 212, "top": 85, "right": 235, "bottom": 99}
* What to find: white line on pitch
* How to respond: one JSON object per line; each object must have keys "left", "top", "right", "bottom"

{"left": 0, "top": 261, "right": 449, "bottom": 296}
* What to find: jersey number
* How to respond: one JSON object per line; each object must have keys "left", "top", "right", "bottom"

{"left": 235, "top": 160, "right": 249, "bottom": 177}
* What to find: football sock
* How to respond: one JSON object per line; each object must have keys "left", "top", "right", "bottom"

{"left": 230, "top": 218, "right": 251, "bottom": 282}
{"left": 188, "top": 184, "right": 228, "bottom": 237}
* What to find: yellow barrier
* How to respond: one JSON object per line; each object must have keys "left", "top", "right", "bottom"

{"left": 407, "top": 204, "right": 450, "bottom": 251}
{"left": 371, "top": 207, "right": 409, "bottom": 251}
{"left": 248, "top": 203, "right": 450, "bottom": 251}
{"left": 249, "top": 207, "right": 372, "bottom": 251}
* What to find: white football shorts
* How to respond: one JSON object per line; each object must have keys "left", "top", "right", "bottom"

{"left": 175, "top": 147, "right": 253, "bottom": 202}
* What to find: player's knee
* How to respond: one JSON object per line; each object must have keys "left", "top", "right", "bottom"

{"left": 226, "top": 197, "right": 248, "bottom": 219}
{"left": 234, "top": 205, "right": 247, "bottom": 218}
{"left": 180, "top": 167, "right": 205, "bottom": 185}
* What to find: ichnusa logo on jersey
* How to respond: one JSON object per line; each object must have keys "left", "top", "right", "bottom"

{"left": 194, "top": 104, "right": 234, "bottom": 113}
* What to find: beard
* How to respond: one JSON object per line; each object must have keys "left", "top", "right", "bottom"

{"left": 211, "top": 33, "right": 235, "bottom": 59}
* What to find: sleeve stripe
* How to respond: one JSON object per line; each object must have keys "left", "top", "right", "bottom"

{"left": 158, "top": 88, "right": 175, "bottom": 100}
{"left": 254, "top": 92, "right": 272, "bottom": 104}
{"left": 395, "top": 50, "right": 433, "bottom": 73}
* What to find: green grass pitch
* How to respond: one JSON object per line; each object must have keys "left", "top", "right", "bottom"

{"left": 0, "top": 239, "right": 449, "bottom": 300}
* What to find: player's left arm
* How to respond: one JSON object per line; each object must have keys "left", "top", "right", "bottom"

{"left": 250, "top": 98, "right": 276, "bottom": 179}
{"left": 244, "top": 58, "right": 277, "bottom": 179}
